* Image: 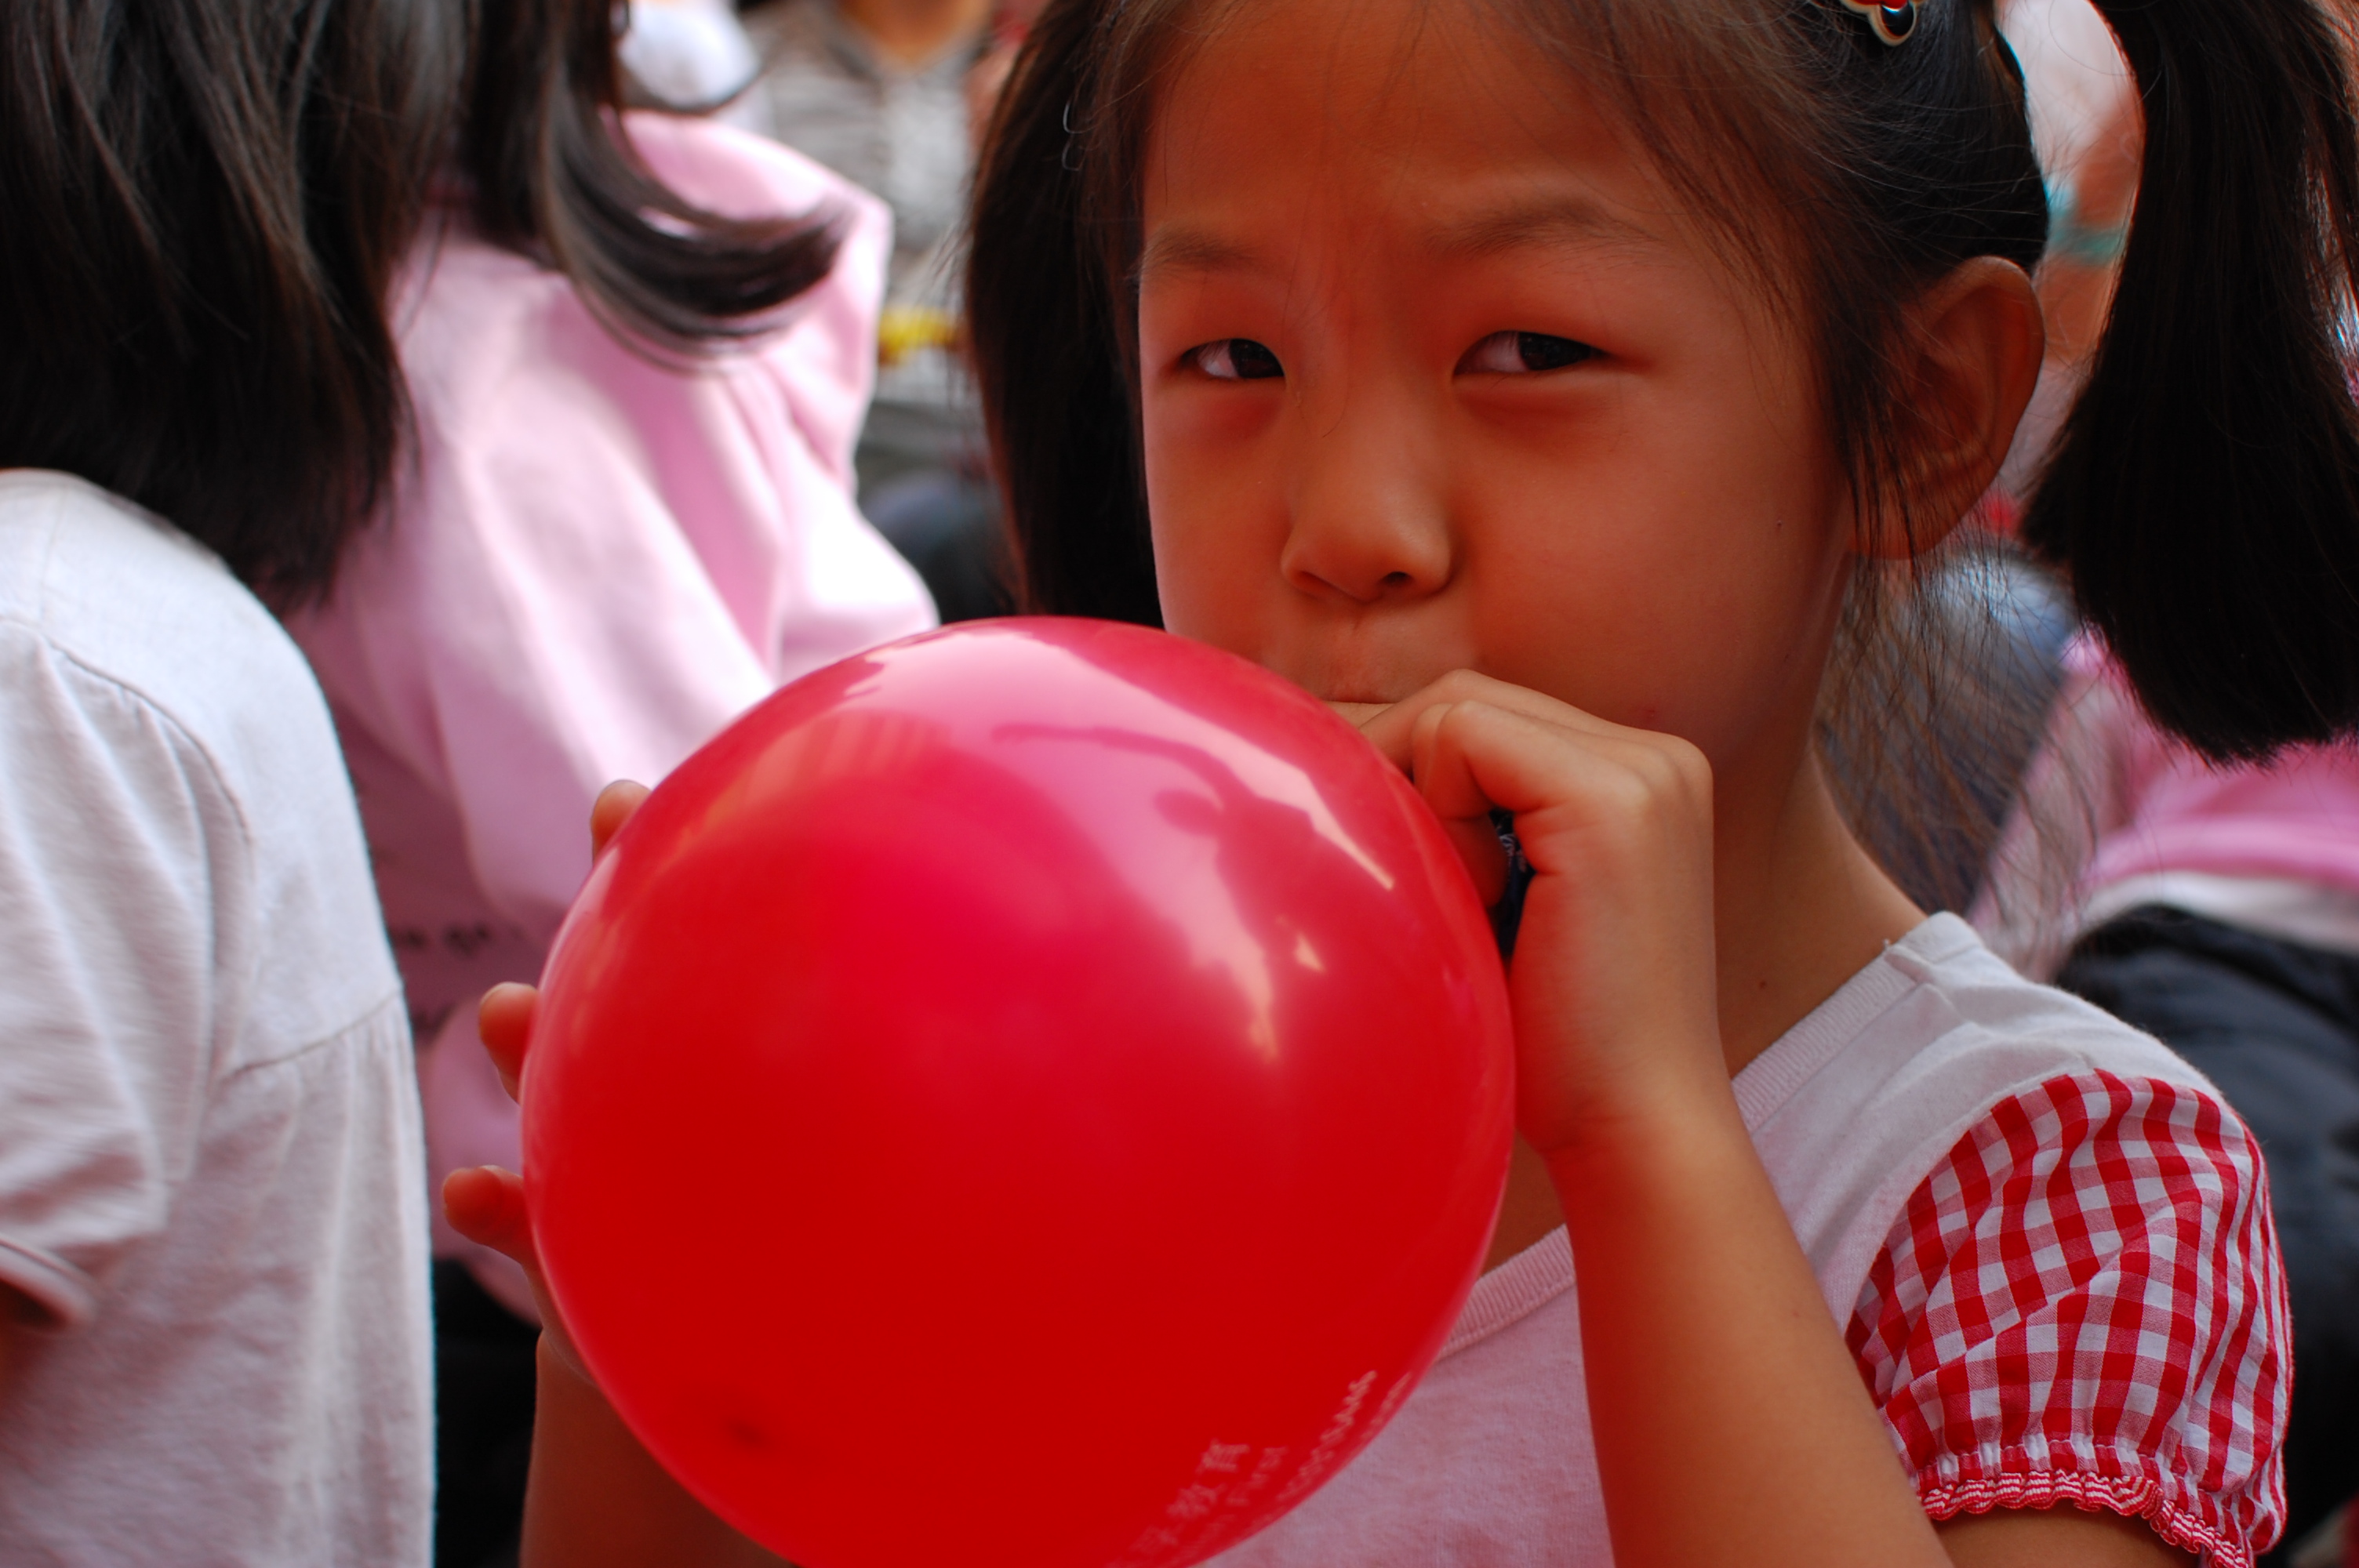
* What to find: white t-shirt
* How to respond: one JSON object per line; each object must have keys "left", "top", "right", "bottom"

{"left": 0, "top": 472, "right": 432, "bottom": 1566}
{"left": 1202, "top": 915, "right": 2285, "bottom": 1568}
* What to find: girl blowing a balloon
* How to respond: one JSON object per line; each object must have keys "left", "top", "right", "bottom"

{"left": 449, "top": 0, "right": 2359, "bottom": 1560}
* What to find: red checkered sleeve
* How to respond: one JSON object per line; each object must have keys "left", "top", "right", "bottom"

{"left": 1845, "top": 1071, "right": 2290, "bottom": 1567}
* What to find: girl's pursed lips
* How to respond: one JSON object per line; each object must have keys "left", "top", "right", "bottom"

{"left": 1324, "top": 699, "right": 1391, "bottom": 727}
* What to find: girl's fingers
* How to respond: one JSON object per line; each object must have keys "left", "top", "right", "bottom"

{"left": 478, "top": 982, "right": 540, "bottom": 1102}
{"left": 1344, "top": 677, "right": 1710, "bottom": 906}
{"left": 1409, "top": 699, "right": 1696, "bottom": 826}
{"left": 1444, "top": 813, "right": 1512, "bottom": 906}
{"left": 443, "top": 1166, "right": 592, "bottom": 1380}
{"left": 472, "top": 780, "right": 640, "bottom": 1105}
{"left": 1354, "top": 670, "right": 1631, "bottom": 774}
{"left": 589, "top": 779, "right": 651, "bottom": 862}
{"left": 443, "top": 1165, "right": 536, "bottom": 1271}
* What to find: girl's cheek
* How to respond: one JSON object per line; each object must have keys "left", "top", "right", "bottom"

{"left": 1147, "top": 374, "right": 1285, "bottom": 452}
{"left": 1145, "top": 470, "right": 1283, "bottom": 647}
{"left": 1143, "top": 391, "right": 1283, "bottom": 558}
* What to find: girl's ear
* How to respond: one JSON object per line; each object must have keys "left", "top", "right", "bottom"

{"left": 1856, "top": 256, "right": 2046, "bottom": 561}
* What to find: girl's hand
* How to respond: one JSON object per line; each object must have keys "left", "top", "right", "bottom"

{"left": 440, "top": 780, "right": 652, "bottom": 1381}
{"left": 439, "top": 984, "right": 578, "bottom": 1369}
{"left": 442, "top": 781, "right": 784, "bottom": 1568}
{"left": 1347, "top": 671, "right": 1724, "bottom": 1156}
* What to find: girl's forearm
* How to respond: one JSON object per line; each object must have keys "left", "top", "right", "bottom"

{"left": 521, "top": 1339, "right": 788, "bottom": 1568}
{"left": 1548, "top": 1084, "right": 1948, "bottom": 1568}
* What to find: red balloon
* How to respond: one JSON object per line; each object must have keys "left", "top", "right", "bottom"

{"left": 523, "top": 619, "right": 1514, "bottom": 1568}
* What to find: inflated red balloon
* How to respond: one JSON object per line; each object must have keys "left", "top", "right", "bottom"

{"left": 524, "top": 618, "right": 1513, "bottom": 1568}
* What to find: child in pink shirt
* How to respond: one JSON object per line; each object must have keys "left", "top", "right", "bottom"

{"left": 286, "top": 5, "right": 932, "bottom": 1558}
{"left": 1980, "top": 638, "right": 2359, "bottom": 974}
{"left": 292, "top": 112, "right": 932, "bottom": 1320}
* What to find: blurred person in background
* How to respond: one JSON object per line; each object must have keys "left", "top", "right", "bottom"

{"left": 286, "top": 2, "right": 933, "bottom": 1562}
{"left": 729, "top": 0, "right": 1045, "bottom": 619}
{"left": 620, "top": 0, "right": 769, "bottom": 109}
{"left": 0, "top": 1, "right": 445, "bottom": 1560}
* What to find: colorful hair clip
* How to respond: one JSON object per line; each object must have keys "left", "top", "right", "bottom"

{"left": 1840, "top": 0, "right": 1917, "bottom": 45}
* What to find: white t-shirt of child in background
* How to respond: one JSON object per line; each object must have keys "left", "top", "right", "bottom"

{"left": 0, "top": 471, "right": 432, "bottom": 1566}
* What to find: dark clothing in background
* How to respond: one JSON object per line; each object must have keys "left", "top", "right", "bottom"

{"left": 434, "top": 1261, "right": 538, "bottom": 1568}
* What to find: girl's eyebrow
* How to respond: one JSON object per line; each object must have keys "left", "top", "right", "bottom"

{"left": 1138, "top": 196, "right": 1660, "bottom": 285}
{"left": 1137, "top": 225, "right": 1263, "bottom": 282}
{"left": 1425, "top": 197, "right": 1660, "bottom": 260}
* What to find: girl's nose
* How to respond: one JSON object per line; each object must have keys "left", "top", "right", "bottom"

{"left": 1278, "top": 394, "right": 1453, "bottom": 606}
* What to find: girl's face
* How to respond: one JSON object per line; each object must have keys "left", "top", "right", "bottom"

{"left": 1137, "top": 0, "right": 1857, "bottom": 775}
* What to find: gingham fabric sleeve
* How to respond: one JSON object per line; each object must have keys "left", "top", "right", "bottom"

{"left": 1844, "top": 1071, "right": 2290, "bottom": 1567}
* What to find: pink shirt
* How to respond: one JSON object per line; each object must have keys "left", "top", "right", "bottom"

{"left": 1977, "top": 638, "right": 2359, "bottom": 976}
{"left": 290, "top": 116, "right": 935, "bottom": 1310}
{"left": 2066, "top": 645, "right": 2359, "bottom": 895}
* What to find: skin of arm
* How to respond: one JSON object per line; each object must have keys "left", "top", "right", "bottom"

{"left": 445, "top": 1131, "right": 783, "bottom": 1565}
{"left": 523, "top": 1341, "right": 786, "bottom": 1568}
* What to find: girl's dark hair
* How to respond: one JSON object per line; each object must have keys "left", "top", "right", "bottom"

{"left": 2018, "top": 0, "right": 2359, "bottom": 757}
{"left": 460, "top": 0, "right": 841, "bottom": 358}
{"left": 970, "top": 0, "right": 2359, "bottom": 759}
{"left": 0, "top": 0, "right": 845, "bottom": 603}
{"left": 0, "top": 0, "right": 460, "bottom": 601}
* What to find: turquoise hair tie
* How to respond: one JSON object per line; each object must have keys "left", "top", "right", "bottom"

{"left": 2048, "top": 187, "right": 2132, "bottom": 267}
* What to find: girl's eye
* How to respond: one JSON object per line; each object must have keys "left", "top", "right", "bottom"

{"left": 1458, "top": 331, "right": 1598, "bottom": 376}
{"left": 1190, "top": 339, "right": 1284, "bottom": 380}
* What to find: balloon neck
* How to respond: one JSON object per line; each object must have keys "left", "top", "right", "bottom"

{"left": 1488, "top": 810, "right": 1532, "bottom": 960}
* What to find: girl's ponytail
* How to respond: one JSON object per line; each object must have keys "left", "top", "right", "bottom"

{"left": 2023, "top": 0, "right": 2359, "bottom": 759}
{"left": 968, "top": 0, "right": 1161, "bottom": 624}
